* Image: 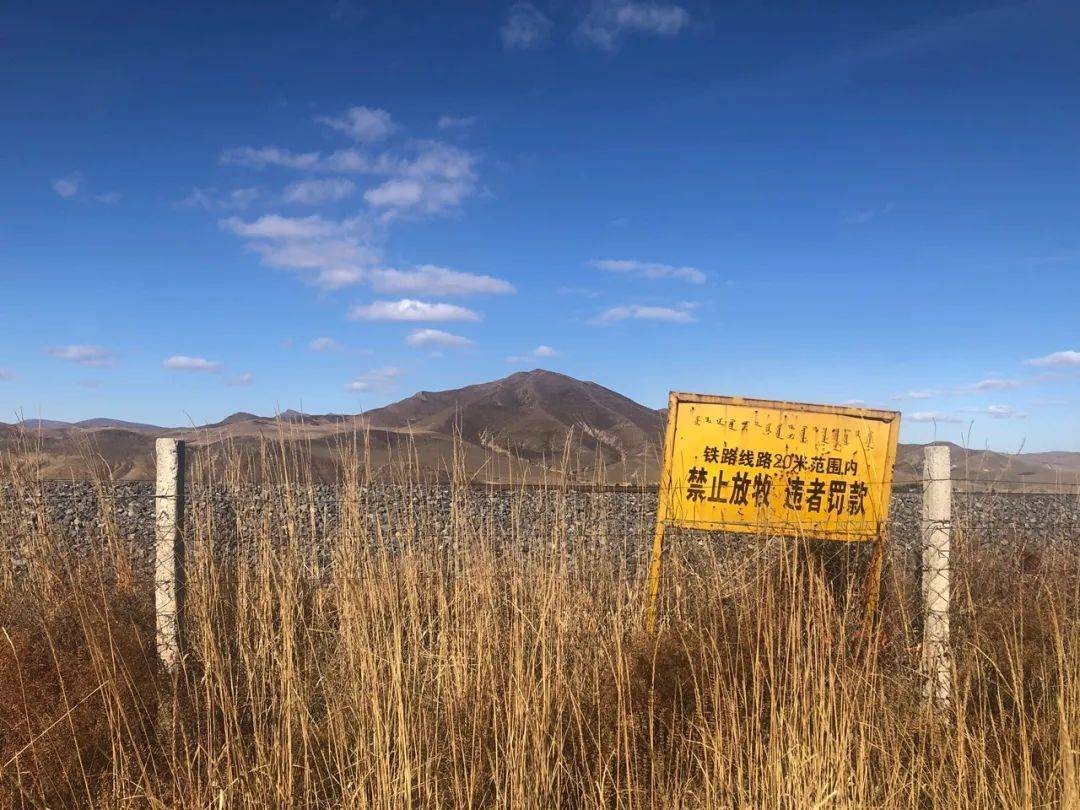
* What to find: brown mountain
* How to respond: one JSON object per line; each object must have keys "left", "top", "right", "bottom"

{"left": 362, "top": 369, "right": 664, "bottom": 479}
{"left": 1, "top": 369, "right": 1077, "bottom": 489}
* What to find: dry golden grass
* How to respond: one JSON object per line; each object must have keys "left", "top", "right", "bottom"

{"left": 0, "top": 440, "right": 1078, "bottom": 807}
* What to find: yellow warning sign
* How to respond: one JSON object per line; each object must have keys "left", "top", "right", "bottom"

{"left": 657, "top": 392, "right": 901, "bottom": 541}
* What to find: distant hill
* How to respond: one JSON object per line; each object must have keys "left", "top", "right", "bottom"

{"left": 363, "top": 369, "right": 664, "bottom": 478}
{"left": 74, "top": 418, "right": 165, "bottom": 431}
{"left": 17, "top": 418, "right": 76, "bottom": 430}
{"left": 2, "top": 370, "right": 1078, "bottom": 489}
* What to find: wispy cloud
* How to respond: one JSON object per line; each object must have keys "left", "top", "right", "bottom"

{"left": 220, "top": 213, "right": 351, "bottom": 240}
{"left": 909, "top": 411, "right": 964, "bottom": 424}
{"left": 0, "top": 369, "right": 14, "bottom": 381}
{"left": 51, "top": 174, "right": 82, "bottom": 198}
{"left": 316, "top": 106, "right": 396, "bottom": 143}
{"left": 369, "top": 265, "right": 515, "bottom": 296}
{"left": 405, "top": 328, "right": 473, "bottom": 348}
{"left": 508, "top": 345, "right": 559, "bottom": 363}
{"left": 45, "top": 345, "right": 113, "bottom": 368}
{"left": 94, "top": 191, "right": 122, "bottom": 204}
{"left": 723, "top": 2, "right": 1048, "bottom": 97}
{"left": 211, "top": 108, "right": 486, "bottom": 297}
{"left": 361, "top": 141, "right": 479, "bottom": 221}
{"left": 346, "top": 367, "right": 402, "bottom": 393}
{"left": 502, "top": 2, "right": 553, "bottom": 50}
{"left": 958, "top": 404, "right": 1028, "bottom": 419}
{"left": 438, "top": 115, "right": 477, "bottom": 132}
{"left": 557, "top": 286, "right": 601, "bottom": 298}
{"left": 227, "top": 141, "right": 479, "bottom": 220}
{"left": 180, "top": 187, "right": 260, "bottom": 212}
{"left": 590, "top": 303, "right": 697, "bottom": 325}
{"left": 220, "top": 146, "right": 320, "bottom": 170}
{"left": 255, "top": 240, "right": 378, "bottom": 289}
{"left": 843, "top": 202, "right": 894, "bottom": 224}
{"left": 1026, "top": 349, "right": 1080, "bottom": 367}
{"left": 589, "top": 258, "right": 705, "bottom": 284}
{"left": 1019, "top": 250, "right": 1080, "bottom": 268}
{"left": 963, "top": 378, "right": 1021, "bottom": 392}
{"left": 282, "top": 178, "right": 356, "bottom": 205}
{"left": 308, "top": 337, "right": 342, "bottom": 353}
{"left": 348, "top": 299, "right": 480, "bottom": 322}
{"left": 218, "top": 212, "right": 381, "bottom": 289}
{"left": 891, "top": 390, "right": 936, "bottom": 401}
{"left": 578, "top": 0, "right": 690, "bottom": 50}
{"left": 163, "top": 355, "right": 221, "bottom": 372}
{"left": 226, "top": 372, "right": 254, "bottom": 387}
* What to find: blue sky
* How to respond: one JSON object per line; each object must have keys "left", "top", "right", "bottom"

{"left": 1, "top": 0, "right": 1078, "bottom": 449}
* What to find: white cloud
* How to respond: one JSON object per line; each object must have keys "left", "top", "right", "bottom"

{"left": 909, "top": 411, "right": 964, "bottom": 424}
{"left": 317, "top": 106, "right": 395, "bottom": 143}
{"left": 364, "top": 178, "right": 422, "bottom": 207}
{"left": 163, "top": 355, "right": 221, "bottom": 372}
{"left": 589, "top": 258, "right": 706, "bottom": 284}
{"left": 226, "top": 372, "right": 254, "bottom": 387}
{"left": 841, "top": 399, "right": 866, "bottom": 406}
{"left": 438, "top": 115, "right": 477, "bottom": 131}
{"left": 320, "top": 149, "right": 373, "bottom": 173}
{"left": 308, "top": 337, "right": 342, "bottom": 353}
{"left": 180, "top": 187, "right": 260, "bottom": 212}
{"left": 986, "top": 405, "right": 1025, "bottom": 420}
{"left": 1026, "top": 349, "right": 1080, "bottom": 367}
{"left": 247, "top": 235, "right": 380, "bottom": 289}
{"left": 45, "top": 344, "right": 113, "bottom": 367}
{"left": 348, "top": 299, "right": 480, "bottom": 322}
{"left": 502, "top": 2, "right": 553, "bottom": 50}
{"left": 345, "top": 367, "right": 403, "bottom": 393}
{"left": 891, "top": 391, "right": 935, "bottom": 401}
{"left": 406, "top": 328, "right": 473, "bottom": 348}
{"left": 219, "top": 214, "right": 381, "bottom": 288}
{"left": 220, "top": 146, "right": 320, "bottom": 170}
{"left": 362, "top": 141, "right": 478, "bottom": 220}
{"left": 313, "top": 266, "right": 367, "bottom": 289}
{"left": 578, "top": 1, "right": 689, "bottom": 50}
{"left": 958, "top": 404, "right": 1028, "bottom": 420}
{"left": 508, "top": 345, "right": 559, "bottom": 362}
{"left": 282, "top": 178, "right": 356, "bottom": 205}
{"left": 220, "top": 213, "right": 348, "bottom": 240}
{"left": 965, "top": 378, "right": 1021, "bottom": 392}
{"left": 0, "top": 369, "right": 14, "bottom": 381}
{"left": 590, "top": 304, "right": 696, "bottom": 324}
{"left": 370, "top": 264, "right": 515, "bottom": 296}
{"left": 208, "top": 109, "right": 484, "bottom": 296}
{"left": 52, "top": 174, "right": 82, "bottom": 198}
{"left": 48, "top": 174, "right": 116, "bottom": 204}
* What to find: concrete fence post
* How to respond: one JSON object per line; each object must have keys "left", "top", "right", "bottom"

{"left": 921, "top": 444, "right": 952, "bottom": 708}
{"left": 155, "top": 438, "right": 185, "bottom": 672}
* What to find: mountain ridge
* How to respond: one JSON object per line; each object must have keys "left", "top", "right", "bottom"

{"left": 2, "top": 369, "right": 1077, "bottom": 488}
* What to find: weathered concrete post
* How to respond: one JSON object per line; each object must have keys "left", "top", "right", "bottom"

{"left": 155, "top": 438, "right": 185, "bottom": 672}
{"left": 921, "top": 444, "right": 952, "bottom": 708}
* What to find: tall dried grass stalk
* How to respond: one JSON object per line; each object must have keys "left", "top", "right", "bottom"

{"left": 0, "top": 436, "right": 1077, "bottom": 807}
